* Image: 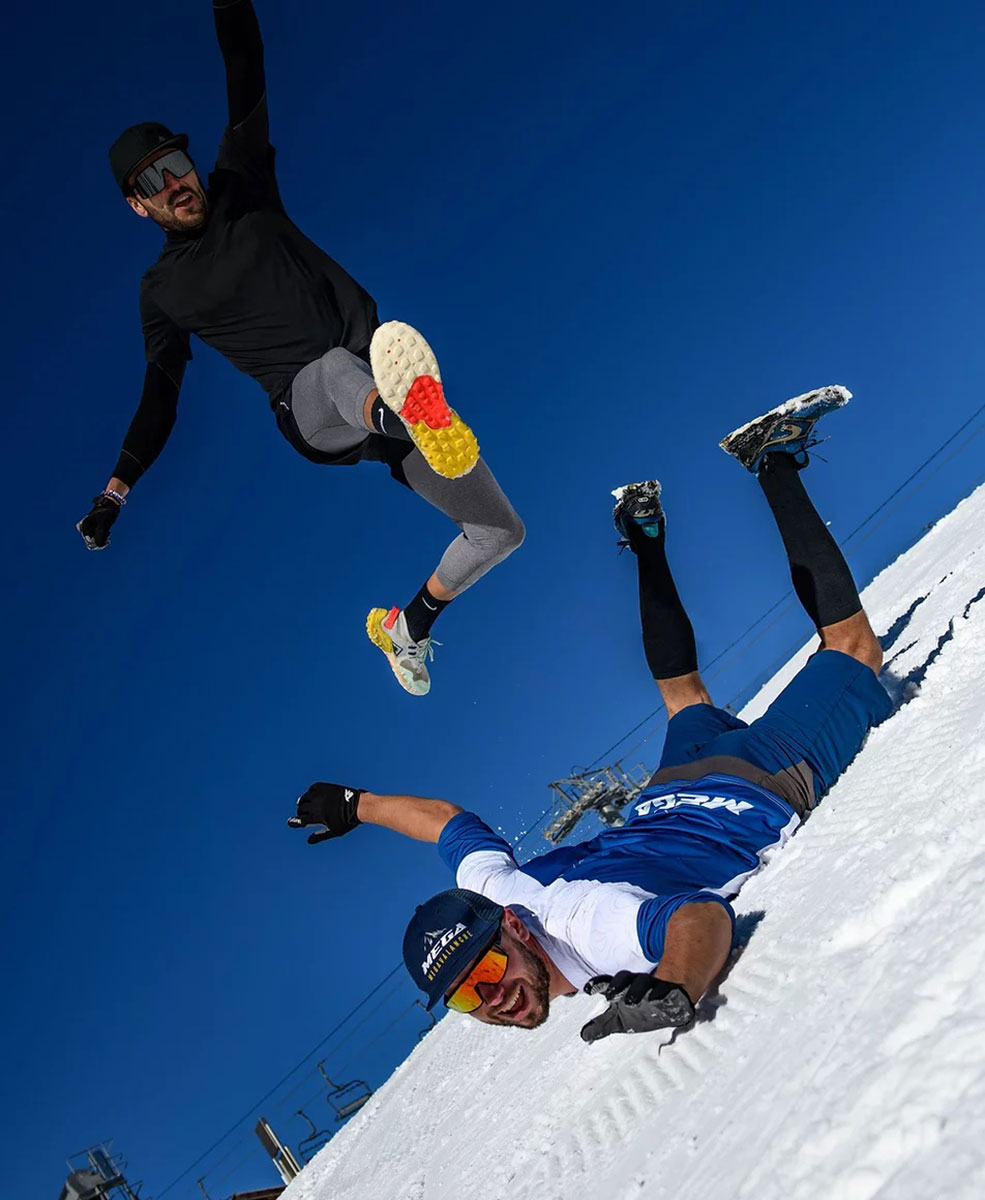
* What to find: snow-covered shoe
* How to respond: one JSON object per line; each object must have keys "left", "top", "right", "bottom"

{"left": 370, "top": 321, "right": 479, "bottom": 479}
{"left": 611, "top": 480, "right": 665, "bottom": 543}
{"left": 366, "top": 606, "right": 435, "bottom": 696}
{"left": 720, "top": 385, "right": 852, "bottom": 475}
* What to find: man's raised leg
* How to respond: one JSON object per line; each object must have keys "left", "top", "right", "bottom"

{"left": 757, "top": 450, "right": 883, "bottom": 672}
{"left": 721, "top": 384, "right": 884, "bottom": 675}
{"left": 613, "top": 483, "right": 712, "bottom": 718}
{"left": 716, "top": 390, "right": 891, "bottom": 805}
{"left": 366, "top": 455, "right": 525, "bottom": 696}
{"left": 720, "top": 385, "right": 883, "bottom": 670}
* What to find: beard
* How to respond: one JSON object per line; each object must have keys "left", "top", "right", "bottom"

{"left": 149, "top": 184, "right": 209, "bottom": 233}
{"left": 492, "top": 942, "right": 552, "bottom": 1030}
{"left": 520, "top": 952, "right": 551, "bottom": 1029}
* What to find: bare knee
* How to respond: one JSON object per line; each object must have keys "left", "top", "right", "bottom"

{"left": 819, "top": 611, "right": 883, "bottom": 675}
{"left": 657, "top": 672, "right": 714, "bottom": 720}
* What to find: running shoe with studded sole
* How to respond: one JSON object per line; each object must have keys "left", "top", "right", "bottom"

{"left": 611, "top": 480, "right": 665, "bottom": 542}
{"left": 366, "top": 605, "right": 434, "bottom": 696}
{"left": 369, "top": 321, "right": 479, "bottom": 479}
{"left": 720, "top": 385, "right": 852, "bottom": 475}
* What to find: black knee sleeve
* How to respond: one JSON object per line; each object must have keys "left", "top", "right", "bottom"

{"left": 628, "top": 523, "right": 699, "bottom": 680}
{"left": 757, "top": 454, "right": 861, "bottom": 628}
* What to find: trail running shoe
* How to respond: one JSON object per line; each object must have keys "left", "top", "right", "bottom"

{"left": 366, "top": 606, "right": 435, "bottom": 696}
{"left": 612, "top": 480, "right": 665, "bottom": 543}
{"left": 719, "top": 385, "right": 852, "bottom": 475}
{"left": 370, "top": 321, "right": 479, "bottom": 479}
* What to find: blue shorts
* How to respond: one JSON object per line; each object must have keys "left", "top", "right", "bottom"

{"left": 658, "top": 650, "right": 892, "bottom": 801}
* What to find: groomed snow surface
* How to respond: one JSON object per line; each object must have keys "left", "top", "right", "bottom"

{"left": 286, "top": 484, "right": 985, "bottom": 1200}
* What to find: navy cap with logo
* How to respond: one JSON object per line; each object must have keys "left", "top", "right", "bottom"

{"left": 109, "top": 122, "right": 190, "bottom": 194}
{"left": 403, "top": 889, "right": 504, "bottom": 1010}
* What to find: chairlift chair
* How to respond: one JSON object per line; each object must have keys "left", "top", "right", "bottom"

{"left": 317, "top": 1059, "right": 373, "bottom": 1121}
{"left": 294, "top": 1108, "right": 333, "bottom": 1162}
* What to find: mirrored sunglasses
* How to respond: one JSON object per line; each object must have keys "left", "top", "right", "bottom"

{"left": 445, "top": 941, "right": 509, "bottom": 1014}
{"left": 132, "top": 149, "right": 196, "bottom": 199}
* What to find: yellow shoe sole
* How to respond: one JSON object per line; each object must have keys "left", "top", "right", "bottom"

{"left": 370, "top": 321, "right": 479, "bottom": 480}
{"left": 366, "top": 607, "right": 394, "bottom": 653}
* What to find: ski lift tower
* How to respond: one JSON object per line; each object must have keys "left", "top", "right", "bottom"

{"left": 58, "top": 1142, "right": 144, "bottom": 1200}
{"left": 543, "top": 761, "right": 649, "bottom": 844}
{"left": 255, "top": 1117, "right": 302, "bottom": 1184}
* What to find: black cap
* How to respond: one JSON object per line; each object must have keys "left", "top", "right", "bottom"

{"left": 403, "top": 889, "right": 504, "bottom": 1010}
{"left": 109, "top": 122, "right": 189, "bottom": 194}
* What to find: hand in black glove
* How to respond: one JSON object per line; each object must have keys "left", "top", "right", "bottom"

{"left": 77, "top": 494, "right": 121, "bottom": 550}
{"left": 287, "top": 782, "right": 363, "bottom": 844}
{"left": 580, "top": 971, "right": 695, "bottom": 1043}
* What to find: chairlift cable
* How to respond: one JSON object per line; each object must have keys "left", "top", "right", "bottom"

{"left": 168, "top": 402, "right": 985, "bottom": 1199}
{"left": 581, "top": 402, "right": 985, "bottom": 772}
{"left": 840, "top": 401, "right": 985, "bottom": 544}
{"left": 334, "top": 1003, "right": 426, "bottom": 1077}
{"left": 157, "top": 964, "right": 403, "bottom": 1197}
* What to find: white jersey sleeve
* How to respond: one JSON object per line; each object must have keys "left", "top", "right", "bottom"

{"left": 438, "top": 811, "right": 727, "bottom": 992}
{"left": 455, "top": 847, "right": 658, "bottom": 992}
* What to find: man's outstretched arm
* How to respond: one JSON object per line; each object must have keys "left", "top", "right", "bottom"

{"left": 654, "top": 900, "right": 733, "bottom": 1002}
{"left": 78, "top": 284, "right": 190, "bottom": 551}
{"left": 580, "top": 900, "right": 733, "bottom": 1043}
{"left": 112, "top": 363, "right": 184, "bottom": 486}
{"left": 288, "top": 782, "right": 463, "bottom": 845}
{"left": 360, "top": 791, "right": 465, "bottom": 841}
{"left": 78, "top": 359, "right": 186, "bottom": 550}
{"left": 214, "top": 0, "right": 268, "bottom": 139}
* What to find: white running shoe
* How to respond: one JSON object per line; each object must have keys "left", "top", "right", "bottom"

{"left": 720, "top": 386, "right": 851, "bottom": 474}
{"left": 366, "top": 606, "right": 435, "bottom": 696}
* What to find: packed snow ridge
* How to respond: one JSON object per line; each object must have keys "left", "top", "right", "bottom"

{"left": 286, "top": 483, "right": 985, "bottom": 1200}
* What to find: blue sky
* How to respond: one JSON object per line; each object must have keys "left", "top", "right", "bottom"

{"left": 4, "top": 0, "right": 985, "bottom": 1196}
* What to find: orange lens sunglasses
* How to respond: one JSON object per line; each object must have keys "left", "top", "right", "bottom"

{"left": 445, "top": 941, "right": 509, "bottom": 1013}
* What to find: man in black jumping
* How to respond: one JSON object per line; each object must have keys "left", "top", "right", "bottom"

{"left": 78, "top": 0, "right": 524, "bottom": 697}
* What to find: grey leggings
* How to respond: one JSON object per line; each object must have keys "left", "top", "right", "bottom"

{"left": 291, "top": 347, "right": 525, "bottom": 593}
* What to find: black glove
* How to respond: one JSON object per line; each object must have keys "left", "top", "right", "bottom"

{"left": 77, "top": 494, "right": 121, "bottom": 550}
{"left": 287, "top": 782, "right": 363, "bottom": 844}
{"left": 580, "top": 971, "right": 695, "bottom": 1043}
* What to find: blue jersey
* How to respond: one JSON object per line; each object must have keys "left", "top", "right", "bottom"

{"left": 524, "top": 773, "right": 800, "bottom": 895}
{"left": 438, "top": 774, "right": 798, "bottom": 989}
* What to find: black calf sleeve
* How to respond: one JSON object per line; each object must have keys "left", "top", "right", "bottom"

{"left": 757, "top": 453, "right": 861, "bottom": 629}
{"left": 627, "top": 523, "right": 699, "bottom": 680}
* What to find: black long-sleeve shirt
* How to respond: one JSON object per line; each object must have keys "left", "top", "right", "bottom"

{"left": 113, "top": 0, "right": 380, "bottom": 486}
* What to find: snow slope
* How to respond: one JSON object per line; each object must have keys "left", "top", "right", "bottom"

{"left": 286, "top": 484, "right": 985, "bottom": 1200}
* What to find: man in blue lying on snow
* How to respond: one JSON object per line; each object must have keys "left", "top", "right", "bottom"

{"left": 290, "top": 388, "right": 892, "bottom": 1042}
